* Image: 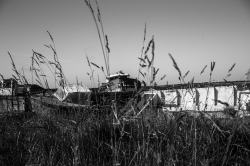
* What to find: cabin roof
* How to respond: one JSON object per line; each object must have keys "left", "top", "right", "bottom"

{"left": 106, "top": 73, "right": 130, "bottom": 79}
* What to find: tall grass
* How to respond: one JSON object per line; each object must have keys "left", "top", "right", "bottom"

{"left": 84, "top": 0, "right": 110, "bottom": 77}
{"left": 31, "top": 31, "right": 69, "bottom": 89}
{"left": 1, "top": 108, "right": 250, "bottom": 165}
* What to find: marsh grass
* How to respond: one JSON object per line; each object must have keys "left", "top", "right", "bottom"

{"left": 2, "top": 107, "right": 250, "bottom": 165}
{"left": 31, "top": 31, "right": 69, "bottom": 89}
{"left": 84, "top": 0, "right": 110, "bottom": 76}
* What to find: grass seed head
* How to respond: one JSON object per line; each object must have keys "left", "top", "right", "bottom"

{"left": 200, "top": 65, "right": 207, "bottom": 75}
{"left": 47, "top": 30, "right": 54, "bottom": 42}
{"left": 160, "top": 74, "right": 166, "bottom": 81}
{"left": 140, "top": 64, "right": 147, "bottom": 68}
{"left": 138, "top": 57, "right": 146, "bottom": 64}
{"left": 91, "top": 62, "right": 100, "bottom": 69}
{"left": 228, "top": 63, "right": 236, "bottom": 73}
{"left": 211, "top": 61, "right": 216, "bottom": 72}
{"left": 169, "top": 53, "right": 182, "bottom": 77}
{"left": 139, "top": 70, "right": 145, "bottom": 78}
{"left": 183, "top": 70, "right": 190, "bottom": 79}
{"left": 143, "top": 23, "right": 147, "bottom": 42}
{"left": 105, "top": 35, "right": 110, "bottom": 53}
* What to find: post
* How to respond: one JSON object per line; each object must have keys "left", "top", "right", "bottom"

{"left": 11, "top": 79, "right": 14, "bottom": 111}
{"left": 17, "top": 96, "right": 19, "bottom": 112}
{"left": 6, "top": 96, "right": 9, "bottom": 112}
{"left": 24, "top": 86, "right": 32, "bottom": 112}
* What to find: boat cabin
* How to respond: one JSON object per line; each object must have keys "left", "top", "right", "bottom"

{"left": 99, "top": 72, "right": 141, "bottom": 92}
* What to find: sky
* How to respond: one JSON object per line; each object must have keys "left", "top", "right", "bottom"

{"left": 0, "top": 0, "right": 250, "bottom": 88}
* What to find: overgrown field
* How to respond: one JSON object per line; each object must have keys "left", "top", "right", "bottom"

{"left": 1, "top": 0, "right": 250, "bottom": 165}
{"left": 1, "top": 105, "right": 250, "bottom": 166}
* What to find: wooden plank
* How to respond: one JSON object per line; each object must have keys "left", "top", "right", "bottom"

{"left": 0, "top": 96, "right": 25, "bottom": 112}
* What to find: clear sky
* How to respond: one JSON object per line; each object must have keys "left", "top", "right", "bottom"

{"left": 0, "top": 0, "right": 250, "bottom": 88}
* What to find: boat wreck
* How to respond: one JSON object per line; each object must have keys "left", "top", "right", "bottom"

{"left": 3, "top": 72, "right": 249, "bottom": 114}
{"left": 0, "top": 78, "right": 44, "bottom": 112}
{"left": 32, "top": 72, "right": 141, "bottom": 109}
{"left": 32, "top": 74, "right": 250, "bottom": 114}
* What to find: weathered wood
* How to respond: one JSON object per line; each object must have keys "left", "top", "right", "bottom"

{"left": 90, "top": 91, "right": 135, "bottom": 107}
{"left": 0, "top": 96, "right": 25, "bottom": 112}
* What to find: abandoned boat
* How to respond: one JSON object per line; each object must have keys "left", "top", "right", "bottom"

{"left": 32, "top": 72, "right": 141, "bottom": 109}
